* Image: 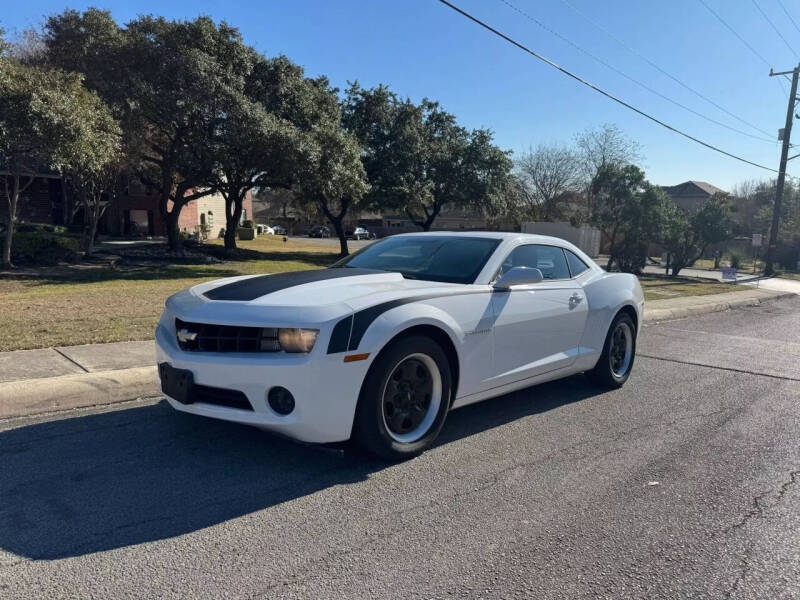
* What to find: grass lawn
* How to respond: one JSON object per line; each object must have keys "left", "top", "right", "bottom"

{"left": 0, "top": 236, "right": 339, "bottom": 352}
{"left": 638, "top": 275, "right": 744, "bottom": 301}
{"left": 0, "top": 237, "right": 749, "bottom": 352}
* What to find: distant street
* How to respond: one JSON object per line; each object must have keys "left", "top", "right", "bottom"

{"left": 1, "top": 296, "right": 799, "bottom": 599}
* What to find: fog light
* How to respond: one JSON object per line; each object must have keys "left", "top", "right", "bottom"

{"left": 267, "top": 386, "right": 295, "bottom": 415}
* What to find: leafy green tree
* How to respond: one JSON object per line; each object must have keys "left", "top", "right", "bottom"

{"left": 298, "top": 124, "right": 369, "bottom": 256}
{"left": 43, "top": 11, "right": 256, "bottom": 252}
{"left": 661, "top": 193, "right": 733, "bottom": 277}
{"left": 208, "top": 54, "right": 335, "bottom": 250}
{"left": 123, "top": 16, "right": 257, "bottom": 251}
{"left": 343, "top": 85, "right": 512, "bottom": 231}
{"left": 42, "top": 9, "right": 123, "bottom": 104}
{"left": 0, "top": 59, "right": 118, "bottom": 267}
{"left": 590, "top": 164, "right": 668, "bottom": 273}
{"left": 207, "top": 94, "right": 303, "bottom": 250}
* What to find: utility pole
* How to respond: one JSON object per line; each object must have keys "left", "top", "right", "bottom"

{"left": 766, "top": 64, "right": 800, "bottom": 277}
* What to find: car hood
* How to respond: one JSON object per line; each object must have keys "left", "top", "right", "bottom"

{"left": 165, "top": 268, "right": 472, "bottom": 326}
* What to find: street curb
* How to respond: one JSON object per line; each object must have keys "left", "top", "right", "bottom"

{"left": 0, "top": 366, "right": 159, "bottom": 421}
{"left": 642, "top": 291, "right": 796, "bottom": 324}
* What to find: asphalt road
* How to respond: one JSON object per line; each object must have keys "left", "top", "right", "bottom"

{"left": 1, "top": 297, "right": 799, "bottom": 599}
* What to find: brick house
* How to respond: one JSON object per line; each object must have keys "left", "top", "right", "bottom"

{"left": 1, "top": 172, "right": 251, "bottom": 239}
{"left": 0, "top": 171, "right": 68, "bottom": 225}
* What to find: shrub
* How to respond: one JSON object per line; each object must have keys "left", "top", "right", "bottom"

{"left": 9, "top": 231, "right": 84, "bottom": 265}
{"left": 241, "top": 220, "right": 255, "bottom": 229}
{"left": 728, "top": 253, "right": 742, "bottom": 269}
{"left": 15, "top": 222, "right": 68, "bottom": 234}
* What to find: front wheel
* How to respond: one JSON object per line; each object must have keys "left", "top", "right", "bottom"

{"left": 588, "top": 312, "right": 636, "bottom": 388}
{"left": 353, "top": 335, "right": 452, "bottom": 460}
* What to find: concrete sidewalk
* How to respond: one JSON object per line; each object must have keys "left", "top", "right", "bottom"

{"left": 0, "top": 341, "right": 158, "bottom": 420}
{"left": 0, "top": 287, "right": 795, "bottom": 421}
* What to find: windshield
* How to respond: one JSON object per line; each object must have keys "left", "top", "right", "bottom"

{"left": 332, "top": 236, "right": 501, "bottom": 284}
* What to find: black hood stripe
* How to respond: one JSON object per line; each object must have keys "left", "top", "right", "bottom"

{"left": 203, "top": 268, "right": 385, "bottom": 301}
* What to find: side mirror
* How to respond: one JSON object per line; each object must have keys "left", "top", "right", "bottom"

{"left": 493, "top": 266, "right": 544, "bottom": 290}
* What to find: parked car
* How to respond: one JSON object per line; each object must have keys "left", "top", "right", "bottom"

{"left": 157, "top": 232, "right": 643, "bottom": 459}
{"left": 347, "top": 226, "right": 374, "bottom": 241}
{"left": 271, "top": 225, "right": 287, "bottom": 236}
{"left": 308, "top": 225, "right": 331, "bottom": 238}
{"left": 256, "top": 224, "right": 275, "bottom": 235}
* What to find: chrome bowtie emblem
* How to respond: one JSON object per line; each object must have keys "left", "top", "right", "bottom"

{"left": 177, "top": 329, "right": 198, "bottom": 343}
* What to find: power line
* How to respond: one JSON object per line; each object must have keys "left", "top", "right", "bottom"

{"left": 697, "top": 0, "right": 790, "bottom": 96}
{"left": 751, "top": 0, "right": 799, "bottom": 59}
{"left": 557, "top": 0, "right": 778, "bottom": 140}
{"left": 498, "top": 0, "right": 778, "bottom": 144}
{"left": 437, "top": 0, "right": 780, "bottom": 173}
{"left": 777, "top": 0, "right": 800, "bottom": 37}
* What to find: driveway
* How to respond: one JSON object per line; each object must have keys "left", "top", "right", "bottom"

{"left": 1, "top": 297, "right": 799, "bottom": 598}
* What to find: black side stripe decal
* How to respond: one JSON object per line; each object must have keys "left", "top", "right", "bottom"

{"left": 340, "top": 290, "right": 492, "bottom": 353}
{"left": 327, "top": 315, "right": 353, "bottom": 354}
{"left": 204, "top": 268, "right": 384, "bottom": 301}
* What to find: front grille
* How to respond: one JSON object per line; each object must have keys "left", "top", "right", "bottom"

{"left": 176, "top": 319, "right": 280, "bottom": 353}
{"left": 193, "top": 384, "right": 253, "bottom": 411}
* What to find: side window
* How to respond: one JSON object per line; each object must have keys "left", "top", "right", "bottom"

{"left": 565, "top": 249, "right": 590, "bottom": 277}
{"left": 500, "top": 245, "right": 570, "bottom": 280}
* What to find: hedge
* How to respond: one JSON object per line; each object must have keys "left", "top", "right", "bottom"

{"left": 7, "top": 230, "right": 85, "bottom": 265}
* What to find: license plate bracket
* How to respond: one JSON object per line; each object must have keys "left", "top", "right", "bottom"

{"left": 158, "top": 363, "right": 194, "bottom": 404}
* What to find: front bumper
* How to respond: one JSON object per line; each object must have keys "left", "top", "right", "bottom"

{"left": 155, "top": 320, "right": 372, "bottom": 444}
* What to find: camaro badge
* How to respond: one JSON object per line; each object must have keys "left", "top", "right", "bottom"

{"left": 177, "top": 329, "right": 198, "bottom": 343}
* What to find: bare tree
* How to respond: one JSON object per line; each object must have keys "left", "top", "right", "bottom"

{"left": 516, "top": 144, "right": 581, "bottom": 221}
{"left": 576, "top": 123, "right": 642, "bottom": 179}
{"left": 576, "top": 123, "right": 643, "bottom": 217}
{"left": 8, "top": 28, "right": 47, "bottom": 64}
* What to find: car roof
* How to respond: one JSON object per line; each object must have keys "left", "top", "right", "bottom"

{"left": 390, "top": 230, "right": 568, "bottom": 245}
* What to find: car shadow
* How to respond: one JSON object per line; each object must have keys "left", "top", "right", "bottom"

{"left": 0, "top": 374, "right": 600, "bottom": 560}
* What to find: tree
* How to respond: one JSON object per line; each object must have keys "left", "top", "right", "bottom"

{"left": 343, "top": 85, "right": 512, "bottom": 231}
{"left": 68, "top": 159, "right": 123, "bottom": 256}
{"left": 207, "top": 93, "right": 303, "bottom": 250}
{"left": 42, "top": 9, "right": 123, "bottom": 104}
{"left": 590, "top": 164, "right": 668, "bottom": 273}
{"left": 576, "top": 123, "right": 643, "bottom": 177}
{"left": 515, "top": 144, "right": 581, "bottom": 221}
{"left": 661, "top": 193, "right": 733, "bottom": 277}
{"left": 43, "top": 11, "right": 256, "bottom": 252}
{"left": 207, "top": 53, "right": 335, "bottom": 250}
{"left": 577, "top": 123, "right": 643, "bottom": 219}
{"left": 0, "top": 60, "right": 118, "bottom": 267}
{"left": 298, "top": 124, "right": 369, "bottom": 256}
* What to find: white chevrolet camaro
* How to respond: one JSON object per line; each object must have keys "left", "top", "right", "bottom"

{"left": 156, "top": 232, "right": 644, "bottom": 459}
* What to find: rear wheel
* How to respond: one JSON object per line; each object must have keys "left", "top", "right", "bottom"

{"left": 353, "top": 335, "right": 452, "bottom": 460}
{"left": 588, "top": 312, "right": 636, "bottom": 388}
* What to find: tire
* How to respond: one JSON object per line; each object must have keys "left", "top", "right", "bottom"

{"left": 588, "top": 312, "right": 636, "bottom": 388}
{"left": 353, "top": 335, "right": 452, "bottom": 460}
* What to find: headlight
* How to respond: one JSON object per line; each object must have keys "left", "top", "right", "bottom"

{"left": 277, "top": 328, "right": 319, "bottom": 353}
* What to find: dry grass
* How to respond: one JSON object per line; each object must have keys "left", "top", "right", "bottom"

{"left": 638, "top": 275, "right": 745, "bottom": 301}
{"left": 0, "top": 236, "right": 338, "bottom": 351}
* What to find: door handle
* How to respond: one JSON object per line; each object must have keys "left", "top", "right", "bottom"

{"left": 569, "top": 293, "right": 583, "bottom": 306}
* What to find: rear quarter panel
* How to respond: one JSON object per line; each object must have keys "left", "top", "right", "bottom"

{"left": 577, "top": 272, "right": 644, "bottom": 370}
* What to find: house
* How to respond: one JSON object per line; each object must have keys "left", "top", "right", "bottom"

{"left": 661, "top": 181, "right": 726, "bottom": 212}
{"left": 0, "top": 169, "right": 69, "bottom": 225}
{"left": 1, "top": 171, "right": 251, "bottom": 240}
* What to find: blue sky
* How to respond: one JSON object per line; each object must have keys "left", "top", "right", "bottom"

{"left": 3, "top": 0, "right": 798, "bottom": 189}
